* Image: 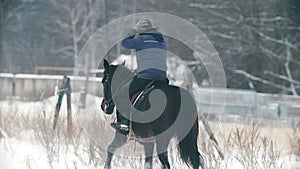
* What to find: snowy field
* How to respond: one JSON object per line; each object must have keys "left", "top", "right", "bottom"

{"left": 0, "top": 93, "right": 299, "bottom": 169}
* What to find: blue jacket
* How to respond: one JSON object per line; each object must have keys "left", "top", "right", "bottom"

{"left": 122, "top": 29, "right": 167, "bottom": 79}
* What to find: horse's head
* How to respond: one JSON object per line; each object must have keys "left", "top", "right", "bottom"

{"left": 101, "top": 59, "right": 131, "bottom": 114}
{"left": 101, "top": 59, "right": 118, "bottom": 114}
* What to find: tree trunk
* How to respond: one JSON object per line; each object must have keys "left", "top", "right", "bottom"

{"left": 0, "top": 1, "right": 3, "bottom": 72}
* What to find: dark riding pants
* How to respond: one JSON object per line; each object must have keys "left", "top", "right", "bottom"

{"left": 115, "top": 75, "right": 168, "bottom": 124}
{"left": 129, "top": 76, "right": 153, "bottom": 98}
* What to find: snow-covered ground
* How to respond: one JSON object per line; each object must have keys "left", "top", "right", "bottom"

{"left": 0, "top": 94, "right": 299, "bottom": 169}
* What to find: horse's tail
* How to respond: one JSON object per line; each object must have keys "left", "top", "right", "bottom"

{"left": 178, "top": 118, "right": 205, "bottom": 169}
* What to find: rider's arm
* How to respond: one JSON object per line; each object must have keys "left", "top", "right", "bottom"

{"left": 122, "top": 28, "right": 143, "bottom": 49}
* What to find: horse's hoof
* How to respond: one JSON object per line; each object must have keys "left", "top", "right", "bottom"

{"left": 103, "top": 165, "right": 110, "bottom": 169}
{"left": 144, "top": 162, "right": 152, "bottom": 169}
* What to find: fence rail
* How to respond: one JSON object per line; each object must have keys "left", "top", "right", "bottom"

{"left": 0, "top": 73, "right": 103, "bottom": 101}
{"left": 194, "top": 88, "right": 300, "bottom": 123}
{"left": 0, "top": 73, "right": 299, "bottom": 123}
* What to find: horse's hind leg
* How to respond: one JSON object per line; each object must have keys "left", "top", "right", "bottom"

{"left": 104, "top": 132, "right": 127, "bottom": 169}
{"left": 143, "top": 143, "right": 154, "bottom": 169}
{"left": 156, "top": 138, "right": 171, "bottom": 169}
{"left": 158, "top": 151, "right": 170, "bottom": 169}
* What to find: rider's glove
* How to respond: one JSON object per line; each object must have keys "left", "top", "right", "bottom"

{"left": 133, "top": 20, "right": 148, "bottom": 34}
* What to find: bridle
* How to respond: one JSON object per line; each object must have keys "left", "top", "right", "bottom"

{"left": 100, "top": 63, "right": 131, "bottom": 114}
{"left": 101, "top": 70, "right": 116, "bottom": 114}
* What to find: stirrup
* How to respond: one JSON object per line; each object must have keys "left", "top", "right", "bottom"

{"left": 127, "top": 128, "right": 135, "bottom": 141}
{"left": 127, "top": 120, "right": 135, "bottom": 141}
{"left": 110, "top": 122, "right": 129, "bottom": 135}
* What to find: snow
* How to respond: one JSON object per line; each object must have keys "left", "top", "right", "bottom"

{"left": 0, "top": 137, "right": 91, "bottom": 169}
{"left": 0, "top": 93, "right": 103, "bottom": 119}
{"left": 0, "top": 95, "right": 299, "bottom": 169}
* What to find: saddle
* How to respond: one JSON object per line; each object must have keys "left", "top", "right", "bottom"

{"left": 126, "top": 78, "right": 169, "bottom": 142}
{"left": 131, "top": 78, "right": 169, "bottom": 111}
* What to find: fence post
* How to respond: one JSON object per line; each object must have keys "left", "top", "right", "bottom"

{"left": 53, "top": 75, "right": 70, "bottom": 130}
{"left": 184, "top": 78, "right": 224, "bottom": 159}
{"left": 12, "top": 74, "right": 16, "bottom": 98}
{"left": 66, "top": 77, "right": 72, "bottom": 137}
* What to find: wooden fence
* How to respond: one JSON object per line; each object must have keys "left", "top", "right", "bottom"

{"left": 0, "top": 73, "right": 102, "bottom": 101}
{"left": 0, "top": 73, "right": 299, "bottom": 123}
{"left": 195, "top": 88, "right": 300, "bottom": 123}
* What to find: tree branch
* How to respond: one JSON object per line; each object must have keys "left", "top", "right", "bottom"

{"left": 284, "top": 39, "right": 298, "bottom": 95}
{"left": 189, "top": 3, "right": 238, "bottom": 23}
{"left": 259, "top": 46, "right": 300, "bottom": 65}
{"left": 248, "top": 25, "right": 298, "bottom": 50}
{"left": 234, "top": 69, "right": 292, "bottom": 92}
{"left": 264, "top": 71, "right": 300, "bottom": 85}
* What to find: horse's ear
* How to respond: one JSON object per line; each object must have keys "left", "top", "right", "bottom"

{"left": 103, "top": 59, "right": 109, "bottom": 70}
{"left": 121, "top": 60, "right": 126, "bottom": 66}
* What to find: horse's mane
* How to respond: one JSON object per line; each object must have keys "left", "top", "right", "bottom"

{"left": 114, "top": 64, "right": 132, "bottom": 74}
{"left": 110, "top": 64, "right": 135, "bottom": 92}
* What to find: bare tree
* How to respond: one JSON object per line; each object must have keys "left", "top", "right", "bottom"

{"left": 0, "top": 0, "right": 23, "bottom": 72}
{"left": 45, "top": 0, "right": 104, "bottom": 68}
{"left": 189, "top": 0, "right": 300, "bottom": 95}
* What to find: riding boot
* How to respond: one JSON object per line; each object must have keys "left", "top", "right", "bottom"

{"left": 121, "top": 119, "right": 129, "bottom": 126}
{"left": 111, "top": 121, "right": 129, "bottom": 135}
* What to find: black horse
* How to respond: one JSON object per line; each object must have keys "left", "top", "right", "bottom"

{"left": 101, "top": 59, "right": 205, "bottom": 169}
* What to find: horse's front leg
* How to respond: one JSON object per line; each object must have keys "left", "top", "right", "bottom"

{"left": 104, "top": 151, "right": 113, "bottom": 169}
{"left": 143, "top": 143, "right": 154, "bottom": 169}
{"left": 104, "top": 132, "right": 127, "bottom": 169}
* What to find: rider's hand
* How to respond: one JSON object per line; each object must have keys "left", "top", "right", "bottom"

{"left": 133, "top": 20, "right": 148, "bottom": 33}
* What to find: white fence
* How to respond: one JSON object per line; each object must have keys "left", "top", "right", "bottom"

{"left": 0, "top": 73, "right": 102, "bottom": 100}
{"left": 0, "top": 73, "right": 299, "bottom": 122}
{"left": 195, "top": 88, "right": 300, "bottom": 123}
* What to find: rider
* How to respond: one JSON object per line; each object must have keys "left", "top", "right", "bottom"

{"left": 112, "top": 19, "right": 167, "bottom": 133}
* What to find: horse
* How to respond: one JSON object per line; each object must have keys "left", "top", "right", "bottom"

{"left": 100, "top": 59, "right": 205, "bottom": 169}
